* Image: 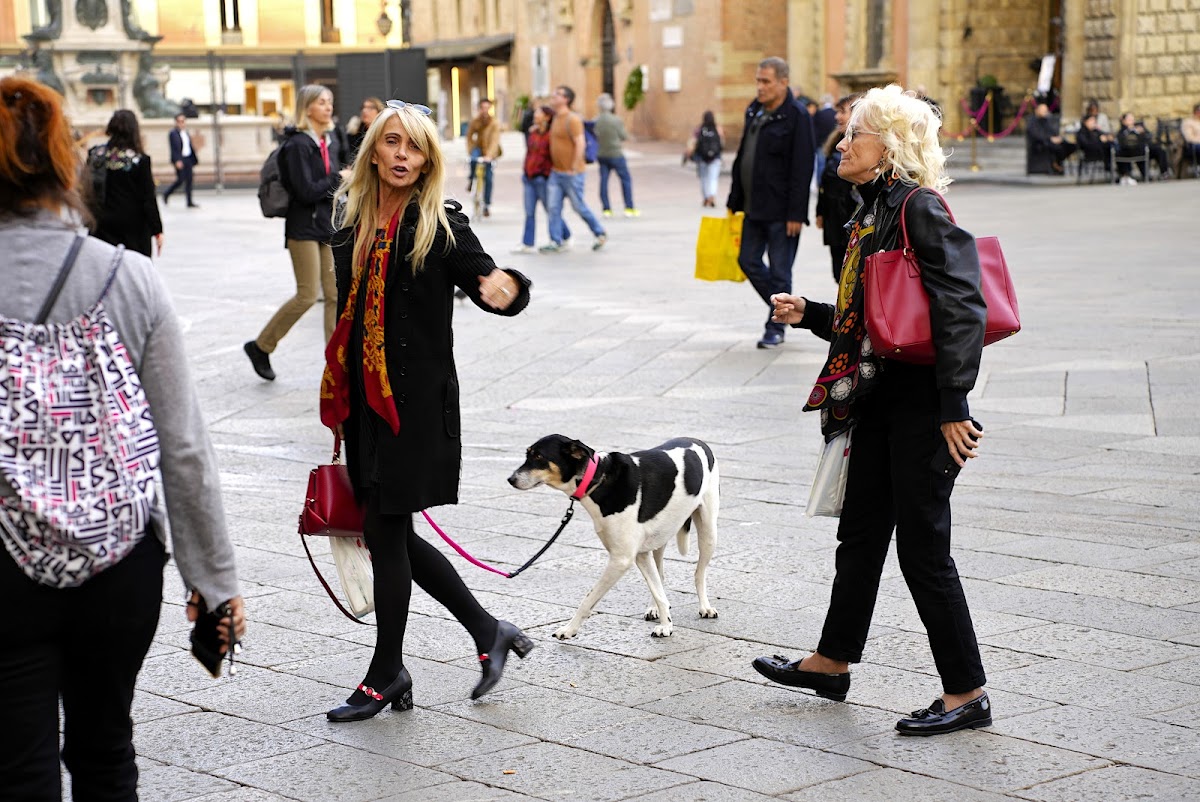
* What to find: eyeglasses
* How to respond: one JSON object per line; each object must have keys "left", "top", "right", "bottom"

{"left": 844, "top": 125, "right": 880, "bottom": 143}
{"left": 386, "top": 100, "right": 432, "bottom": 115}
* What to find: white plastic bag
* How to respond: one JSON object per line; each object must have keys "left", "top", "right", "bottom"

{"left": 330, "top": 535, "right": 375, "bottom": 618}
{"left": 806, "top": 429, "right": 853, "bottom": 518}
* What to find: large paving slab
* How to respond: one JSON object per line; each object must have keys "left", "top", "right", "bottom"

{"left": 77, "top": 136, "right": 1200, "bottom": 800}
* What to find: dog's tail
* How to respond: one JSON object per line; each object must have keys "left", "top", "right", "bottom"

{"left": 676, "top": 517, "right": 692, "bottom": 555}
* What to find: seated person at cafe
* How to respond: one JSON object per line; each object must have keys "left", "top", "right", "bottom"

{"left": 1026, "top": 103, "right": 1076, "bottom": 175}
{"left": 1075, "top": 114, "right": 1113, "bottom": 172}
{"left": 1115, "top": 112, "right": 1170, "bottom": 182}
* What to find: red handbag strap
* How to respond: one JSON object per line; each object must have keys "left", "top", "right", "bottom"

{"left": 300, "top": 533, "right": 371, "bottom": 625}
{"left": 897, "top": 186, "right": 954, "bottom": 251}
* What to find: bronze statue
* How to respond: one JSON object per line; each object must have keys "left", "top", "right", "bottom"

{"left": 133, "top": 51, "right": 180, "bottom": 118}
{"left": 26, "top": 0, "right": 63, "bottom": 41}
{"left": 120, "top": 0, "right": 157, "bottom": 41}
{"left": 76, "top": 0, "right": 109, "bottom": 31}
{"left": 32, "top": 49, "right": 66, "bottom": 96}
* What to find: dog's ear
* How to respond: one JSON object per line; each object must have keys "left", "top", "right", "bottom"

{"left": 567, "top": 440, "right": 589, "bottom": 462}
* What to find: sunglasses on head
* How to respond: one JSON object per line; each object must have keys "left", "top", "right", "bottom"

{"left": 387, "top": 100, "right": 432, "bottom": 115}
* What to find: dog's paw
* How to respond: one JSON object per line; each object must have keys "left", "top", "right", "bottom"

{"left": 553, "top": 626, "right": 578, "bottom": 640}
{"left": 644, "top": 607, "right": 660, "bottom": 621}
{"left": 650, "top": 624, "right": 673, "bottom": 638}
{"left": 699, "top": 606, "right": 719, "bottom": 619}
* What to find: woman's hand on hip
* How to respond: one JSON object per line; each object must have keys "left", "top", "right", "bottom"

{"left": 770, "top": 293, "right": 806, "bottom": 325}
{"left": 479, "top": 270, "right": 519, "bottom": 309}
{"left": 941, "top": 419, "right": 983, "bottom": 467}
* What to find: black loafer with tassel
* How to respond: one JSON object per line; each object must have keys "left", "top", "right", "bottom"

{"left": 895, "top": 692, "right": 992, "bottom": 736}
{"left": 751, "top": 654, "right": 850, "bottom": 701}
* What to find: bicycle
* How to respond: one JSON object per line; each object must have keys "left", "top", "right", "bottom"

{"left": 472, "top": 159, "right": 490, "bottom": 219}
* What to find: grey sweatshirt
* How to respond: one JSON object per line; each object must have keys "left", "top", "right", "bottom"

{"left": 0, "top": 211, "right": 239, "bottom": 611}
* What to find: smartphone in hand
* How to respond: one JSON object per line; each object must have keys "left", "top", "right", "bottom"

{"left": 930, "top": 419, "right": 983, "bottom": 479}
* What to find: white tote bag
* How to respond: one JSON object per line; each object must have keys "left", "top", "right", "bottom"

{"left": 330, "top": 535, "right": 375, "bottom": 618}
{"left": 806, "top": 429, "right": 853, "bottom": 518}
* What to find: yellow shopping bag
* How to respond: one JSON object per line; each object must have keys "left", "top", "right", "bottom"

{"left": 694, "top": 213, "right": 746, "bottom": 282}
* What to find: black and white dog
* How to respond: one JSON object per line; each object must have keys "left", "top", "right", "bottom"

{"left": 508, "top": 434, "right": 719, "bottom": 639}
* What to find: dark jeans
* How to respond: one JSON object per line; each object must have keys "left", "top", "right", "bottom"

{"left": 597, "top": 155, "right": 634, "bottom": 211}
{"left": 816, "top": 363, "right": 986, "bottom": 695}
{"left": 0, "top": 534, "right": 165, "bottom": 802}
{"left": 738, "top": 218, "right": 799, "bottom": 336}
{"left": 164, "top": 161, "right": 194, "bottom": 204}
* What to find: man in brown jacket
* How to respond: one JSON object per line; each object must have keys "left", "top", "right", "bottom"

{"left": 466, "top": 98, "right": 501, "bottom": 216}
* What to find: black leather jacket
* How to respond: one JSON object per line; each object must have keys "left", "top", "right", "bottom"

{"left": 803, "top": 178, "right": 986, "bottom": 421}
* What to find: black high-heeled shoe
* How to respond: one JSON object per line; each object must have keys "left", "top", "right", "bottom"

{"left": 326, "top": 668, "right": 413, "bottom": 722}
{"left": 471, "top": 620, "right": 534, "bottom": 699}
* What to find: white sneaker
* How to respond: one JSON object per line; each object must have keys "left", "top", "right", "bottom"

{"left": 1120, "top": 175, "right": 1138, "bottom": 186}
{"left": 560, "top": 238, "right": 573, "bottom": 251}
{"left": 510, "top": 244, "right": 535, "bottom": 254}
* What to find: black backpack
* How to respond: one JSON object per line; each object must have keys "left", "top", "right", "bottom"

{"left": 258, "top": 145, "right": 289, "bottom": 218}
{"left": 696, "top": 127, "right": 722, "bottom": 162}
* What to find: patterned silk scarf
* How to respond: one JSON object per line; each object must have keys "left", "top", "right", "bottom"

{"left": 803, "top": 176, "right": 890, "bottom": 439}
{"left": 320, "top": 213, "right": 402, "bottom": 435}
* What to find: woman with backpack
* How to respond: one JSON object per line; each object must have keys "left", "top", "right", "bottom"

{"left": 686, "top": 111, "right": 724, "bottom": 207}
{"left": 0, "top": 76, "right": 244, "bottom": 800}
{"left": 244, "top": 84, "right": 352, "bottom": 382}
{"left": 87, "top": 109, "right": 163, "bottom": 258}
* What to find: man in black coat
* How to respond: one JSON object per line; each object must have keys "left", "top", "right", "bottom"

{"left": 1025, "top": 103, "right": 1075, "bottom": 175}
{"left": 163, "top": 113, "right": 199, "bottom": 207}
{"left": 727, "top": 56, "right": 816, "bottom": 349}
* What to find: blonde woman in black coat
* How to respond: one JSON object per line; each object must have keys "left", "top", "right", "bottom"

{"left": 319, "top": 101, "right": 534, "bottom": 722}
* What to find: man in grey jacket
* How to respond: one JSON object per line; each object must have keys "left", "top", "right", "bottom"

{"left": 594, "top": 93, "right": 639, "bottom": 217}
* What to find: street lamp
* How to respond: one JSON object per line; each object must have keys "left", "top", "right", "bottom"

{"left": 377, "top": 3, "right": 393, "bottom": 37}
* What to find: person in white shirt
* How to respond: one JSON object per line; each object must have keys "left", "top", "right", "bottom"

{"left": 163, "top": 113, "right": 199, "bottom": 207}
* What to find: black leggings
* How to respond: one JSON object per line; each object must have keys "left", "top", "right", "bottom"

{"left": 361, "top": 498, "right": 497, "bottom": 687}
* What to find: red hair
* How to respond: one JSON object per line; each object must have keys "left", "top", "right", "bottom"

{"left": 0, "top": 77, "right": 83, "bottom": 215}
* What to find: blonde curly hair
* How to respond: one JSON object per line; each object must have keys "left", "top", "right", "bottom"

{"left": 849, "top": 84, "right": 950, "bottom": 191}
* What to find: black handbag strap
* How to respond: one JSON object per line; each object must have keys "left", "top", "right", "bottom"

{"left": 299, "top": 533, "right": 371, "bottom": 625}
{"left": 36, "top": 234, "right": 87, "bottom": 324}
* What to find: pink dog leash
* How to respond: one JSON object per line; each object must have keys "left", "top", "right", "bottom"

{"left": 422, "top": 454, "right": 600, "bottom": 579}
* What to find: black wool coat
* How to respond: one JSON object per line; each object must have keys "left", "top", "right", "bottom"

{"left": 278, "top": 127, "right": 344, "bottom": 243}
{"left": 332, "top": 200, "right": 531, "bottom": 514}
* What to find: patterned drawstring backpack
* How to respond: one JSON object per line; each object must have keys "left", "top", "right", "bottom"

{"left": 0, "top": 235, "right": 163, "bottom": 587}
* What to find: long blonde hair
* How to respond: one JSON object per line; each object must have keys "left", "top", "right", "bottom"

{"left": 333, "top": 105, "right": 454, "bottom": 275}
{"left": 850, "top": 84, "right": 950, "bottom": 191}
{"left": 294, "top": 84, "right": 333, "bottom": 134}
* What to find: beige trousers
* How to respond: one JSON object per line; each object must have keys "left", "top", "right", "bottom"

{"left": 255, "top": 239, "right": 336, "bottom": 353}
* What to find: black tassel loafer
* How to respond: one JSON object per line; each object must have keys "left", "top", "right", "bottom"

{"left": 751, "top": 654, "right": 851, "bottom": 701}
{"left": 327, "top": 668, "right": 413, "bottom": 722}
{"left": 472, "top": 620, "right": 535, "bottom": 699}
{"left": 895, "top": 692, "right": 992, "bottom": 736}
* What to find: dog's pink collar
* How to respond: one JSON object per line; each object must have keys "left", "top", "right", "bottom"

{"left": 571, "top": 454, "right": 600, "bottom": 500}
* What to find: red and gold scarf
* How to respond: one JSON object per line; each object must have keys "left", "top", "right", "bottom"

{"left": 320, "top": 213, "right": 402, "bottom": 435}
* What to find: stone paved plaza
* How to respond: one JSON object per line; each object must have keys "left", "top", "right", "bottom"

{"left": 118, "top": 138, "right": 1200, "bottom": 801}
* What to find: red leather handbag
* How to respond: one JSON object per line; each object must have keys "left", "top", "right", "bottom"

{"left": 298, "top": 437, "right": 364, "bottom": 538}
{"left": 864, "top": 188, "right": 1020, "bottom": 364}
{"left": 298, "top": 437, "right": 370, "bottom": 624}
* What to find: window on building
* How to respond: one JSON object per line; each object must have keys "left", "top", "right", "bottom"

{"left": 867, "top": 0, "right": 888, "bottom": 67}
{"left": 532, "top": 45, "right": 550, "bottom": 97}
{"left": 219, "top": 0, "right": 240, "bottom": 31}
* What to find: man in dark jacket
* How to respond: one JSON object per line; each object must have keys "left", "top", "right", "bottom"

{"left": 727, "top": 57, "right": 816, "bottom": 348}
{"left": 163, "top": 113, "right": 199, "bottom": 207}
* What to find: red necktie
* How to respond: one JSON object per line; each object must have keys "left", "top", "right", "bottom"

{"left": 319, "top": 137, "right": 330, "bottom": 174}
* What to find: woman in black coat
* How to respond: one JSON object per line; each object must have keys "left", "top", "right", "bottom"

{"left": 244, "top": 84, "right": 350, "bottom": 382}
{"left": 756, "top": 86, "right": 991, "bottom": 737}
{"left": 814, "top": 94, "right": 858, "bottom": 282}
{"left": 88, "top": 110, "right": 163, "bottom": 258}
{"left": 319, "top": 101, "right": 534, "bottom": 722}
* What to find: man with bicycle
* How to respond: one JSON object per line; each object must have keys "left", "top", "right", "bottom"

{"left": 466, "top": 98, "right": 501, "bottom": 217}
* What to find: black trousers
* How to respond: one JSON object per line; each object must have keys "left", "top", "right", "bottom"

{"left": 817, "top": 362, "right": 986, "bottom": 695}
{"left": 0, "top": 534, "right": 165, "bottom": 802}
{"left": 164, "top": 161, "right": 194, "bottom": 204}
